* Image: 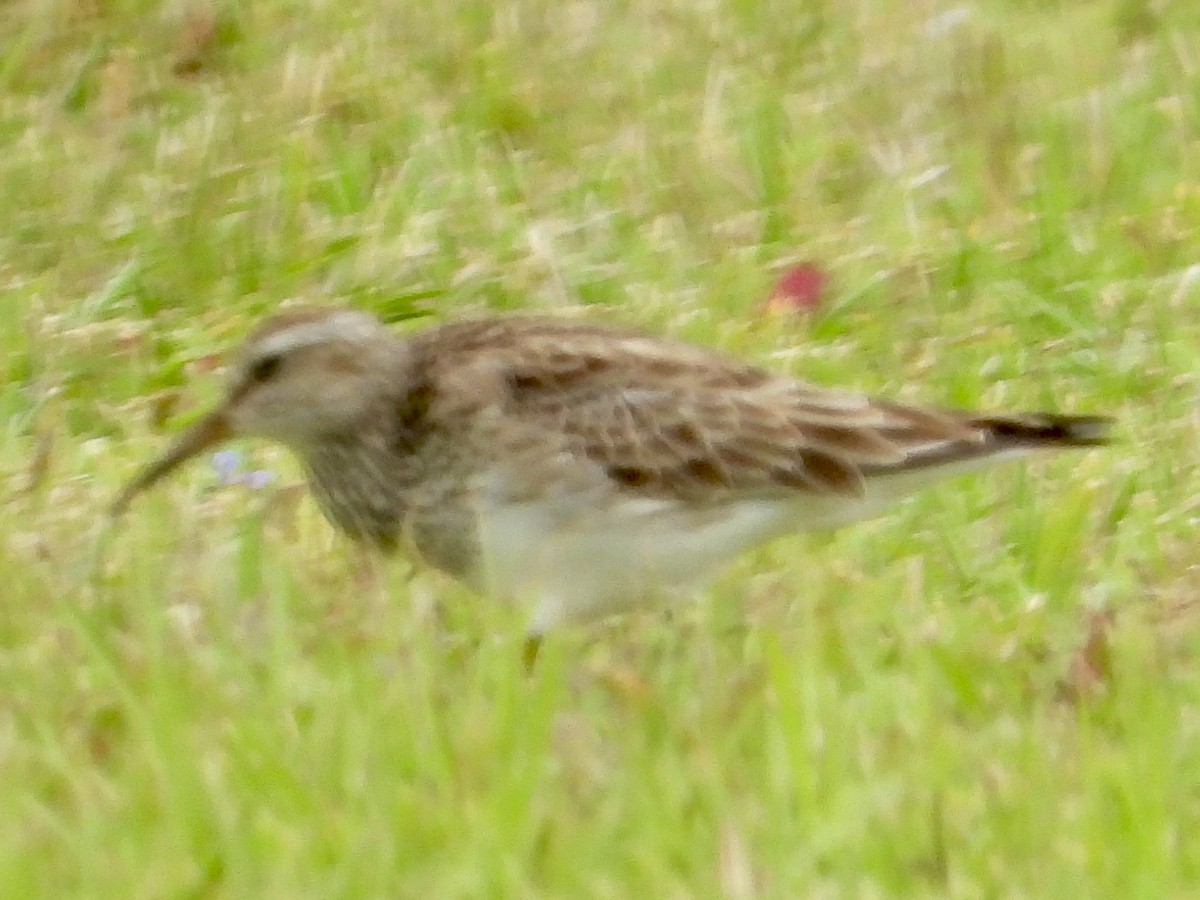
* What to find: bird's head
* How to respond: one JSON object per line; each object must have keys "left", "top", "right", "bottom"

{"left": 112, "top": 306, "right": 405, "bottom": 515}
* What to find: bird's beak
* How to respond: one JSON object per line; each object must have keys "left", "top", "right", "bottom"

{"left": 110, "top": 407, "right": 234, "bottom": 516}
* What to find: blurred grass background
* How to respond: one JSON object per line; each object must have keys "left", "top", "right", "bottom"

{"left": 2, "top": 0, "right": 1199, "bottom": 896}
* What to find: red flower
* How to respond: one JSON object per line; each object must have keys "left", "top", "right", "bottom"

{"left": 766, "top": 262, "right": 827, "bottom": 313}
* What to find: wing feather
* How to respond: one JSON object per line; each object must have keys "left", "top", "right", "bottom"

{"left": 410, "top": 317, "right": 994, "bottom": 502}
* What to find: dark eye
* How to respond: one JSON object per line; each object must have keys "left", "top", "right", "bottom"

{"left": 249, "top": 353, "right": 283, "bottom": 383}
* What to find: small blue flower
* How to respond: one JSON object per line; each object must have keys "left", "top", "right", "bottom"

{"left": 244, "top": 469, "right": 277, "bottom": 489}
{"left": 211, "top": 450, "right": 277, "bottom": 490}
{"left": 212, "top": 450, "right": 244, "bottom": 486}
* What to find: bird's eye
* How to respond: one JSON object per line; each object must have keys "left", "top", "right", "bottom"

{"left": 249, "top": 353, "right": 283, "bottom": 383}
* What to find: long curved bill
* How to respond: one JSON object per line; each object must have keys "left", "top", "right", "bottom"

{"left": 110, "top": 409, "right": 233, "bottom": 517}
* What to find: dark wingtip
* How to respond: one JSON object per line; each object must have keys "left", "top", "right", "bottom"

{"left": 974, "top": 413, "right": 1115, "bottom": 448}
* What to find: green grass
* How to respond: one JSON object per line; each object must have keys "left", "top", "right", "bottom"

{"left": 3, "top": 0, "right": 1199, "bottom": 895}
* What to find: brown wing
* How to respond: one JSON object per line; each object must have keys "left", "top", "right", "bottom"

{"left": 410, "top": 317, "right": 990, "bottom": 501}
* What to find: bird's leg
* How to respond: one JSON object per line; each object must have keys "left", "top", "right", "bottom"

{"left": 522, "top": 633, "right": 543, "bottom": 673}
{"left": 524, "top": 593, "right": 565, "bottom": 673}
{"left": 347, "top": 542, "right": 395, "bottom": 628}
{"left": 349, "top": 543, "right": 384, "bottom": 592}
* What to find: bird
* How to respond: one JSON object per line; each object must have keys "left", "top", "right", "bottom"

{"left": 112, "top": 306, "right": 1112, "bottom": 664}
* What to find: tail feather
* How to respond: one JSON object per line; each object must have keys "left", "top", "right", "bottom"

{"left": 969, "top": 413, "right": 1114, "bottom": 449}
{"left": 861, "top": 412, "right": 1113, "bottom": 478}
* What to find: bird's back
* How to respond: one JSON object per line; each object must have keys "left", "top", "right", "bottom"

{"left": 404, "top": 315, "right": 1107, "bottom": 506}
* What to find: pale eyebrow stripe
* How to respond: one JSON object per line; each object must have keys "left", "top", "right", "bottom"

{"left": 254, "top": 312, "right": 378, "bottom": 358}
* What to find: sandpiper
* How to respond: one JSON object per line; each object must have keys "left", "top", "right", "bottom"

{"left": 113, "top": 307, "right": 1111, "bottom": 661}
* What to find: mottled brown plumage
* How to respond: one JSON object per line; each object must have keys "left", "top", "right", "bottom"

{"left": 113, "top": 306, "right": 1111, "bottom": 643}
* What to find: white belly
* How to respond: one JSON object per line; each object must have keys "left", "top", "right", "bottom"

{"left": 475, "top": 488, "right": 895, "bottom": 632}
{"left": 471, "top": 452, "right": 1028, "bottom": 633}
{"left": 479, "top": 497, "right": 780, "bottom": 630}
